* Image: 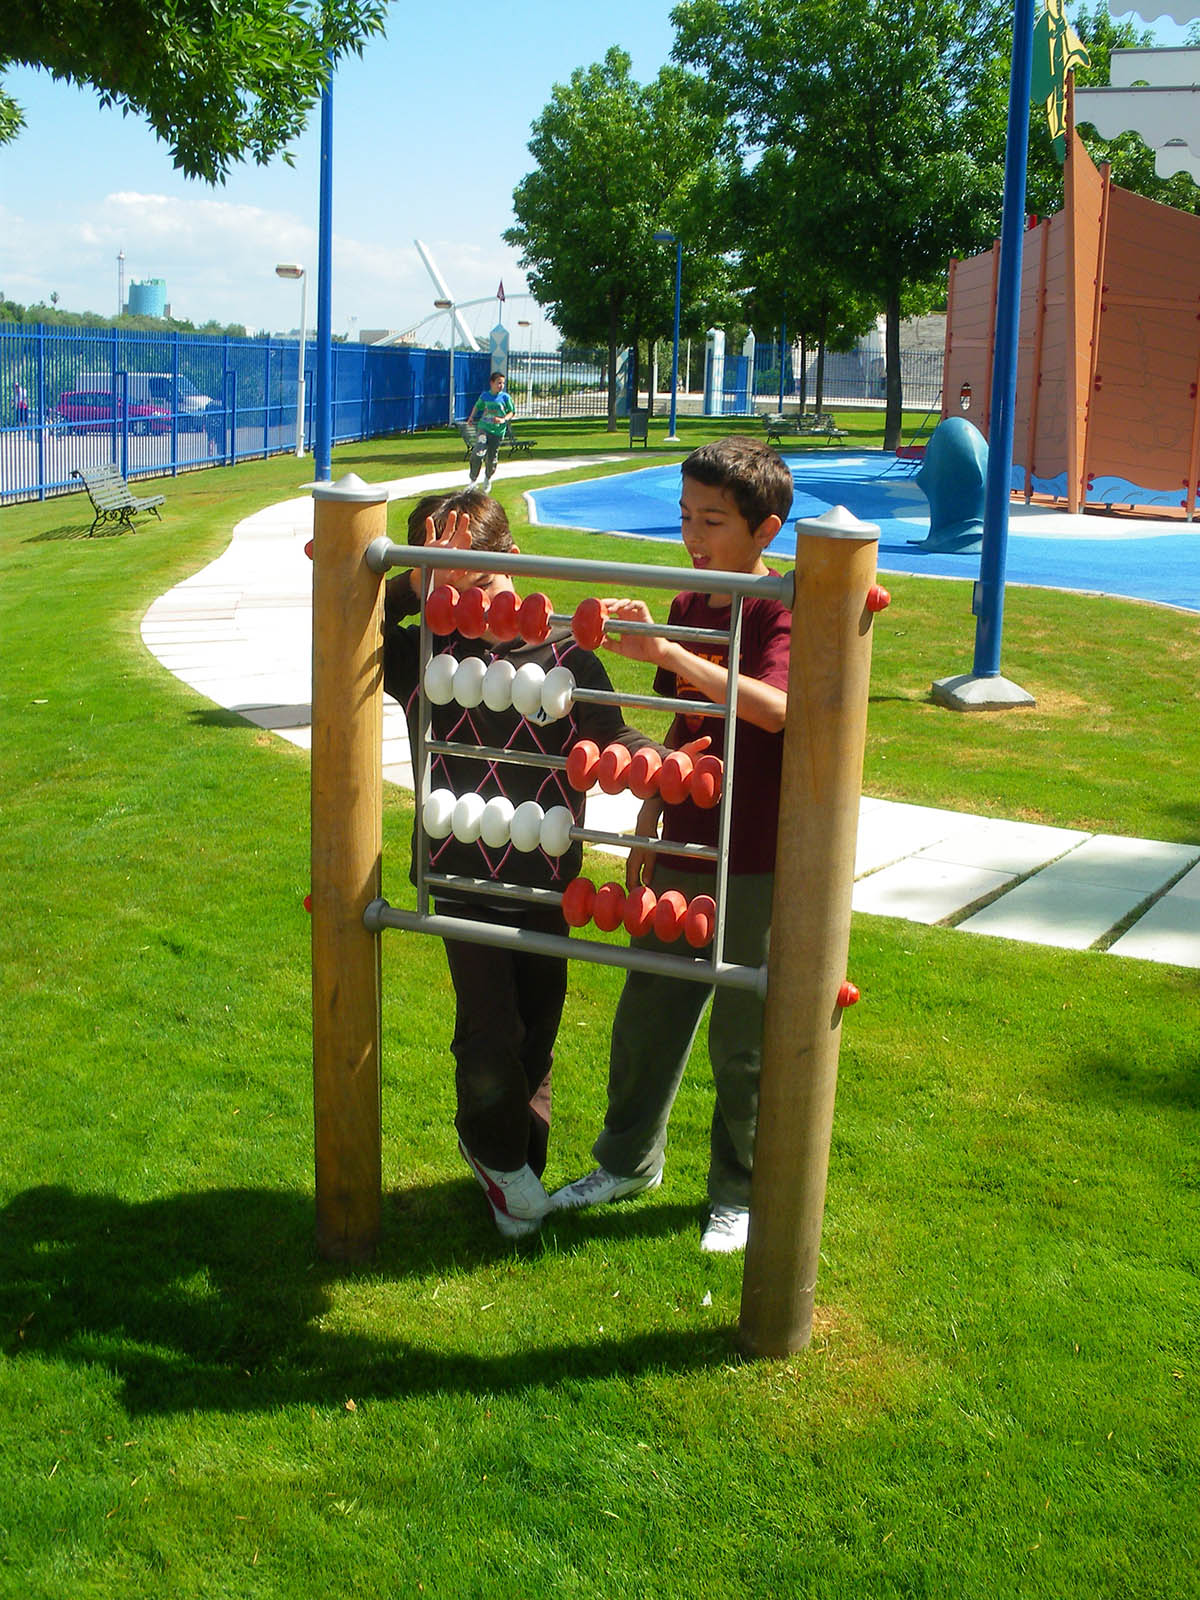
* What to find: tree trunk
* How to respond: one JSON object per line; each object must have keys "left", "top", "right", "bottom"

{"left": 814, "top": 308, "right": 828, "bottom": 414}
{"left": 797, "top": 334, "right": 808, "bottom": 411}
{"left": 628, "top": 324, "right": 641, "bottom": 415}
{"left": 883, "top": 287, "right": 902, "bottom": 452}
{"left": 607, "top": 302, "right": 619, "bottom": 431}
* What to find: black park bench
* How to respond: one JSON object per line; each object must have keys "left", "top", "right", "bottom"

{"left": 72, "top": 464, "right": 165, "bottom": 536}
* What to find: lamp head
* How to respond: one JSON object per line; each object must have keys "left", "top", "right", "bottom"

{"left": 275, "top": 264, "right": 304, "bottom": 280}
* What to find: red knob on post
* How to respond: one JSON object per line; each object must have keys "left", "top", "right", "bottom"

{"left": 455, "top": 586, "right": 489, "bottom": 639}
{"left": 593, "top": 881, "right": 627, "bottom": 932}
{"left": 572, "top": 597, "right": 607, "bottom": 651}
{"left": 566, "top": 740, "right": 600, "bottom": 791}
{"left": 425, "top": 584, "right": 459, "bottom": 635}
{"left": 653, "top": 889, "right": 688, "bottom": 942}
{"left": 623, "top": 885, "right": 657, "bottom": 937}
{"left": 487, "top": 589, "right": 520, "bottom": 641}
{"left": 837, "top": 981, "right": 860, "bottom": 1008}
{"left": 303, "top": 893, "right": 312, "bottom": 913}
{"left": 597, "top": 743, "right": 632, "bottom": 794}
{"left": 658, "top": 751, "right": 694, "bottom": 805}
{"left": 561, "top": 877, "right": 596, "bottom": 928}
{"left": 629, "top": 748, "right": 663, "bottom": 799}
{"left": 518, "top": 592, "right": 552, "bottom": 643}
{"left": 866, "top": 585, "right": 891, "bottom": 613}
{"left": 304, "top": 539, "right": 314, "bottom": 561}
{"left": 688, "top": 754, "right": 723, "bottom": 809}
{"left": 684, "top": 894, "right": 716, "bottom": 948}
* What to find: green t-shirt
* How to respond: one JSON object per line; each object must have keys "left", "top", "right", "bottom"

{"left": 472, "top": 387, "right": 514, "bottom": 438}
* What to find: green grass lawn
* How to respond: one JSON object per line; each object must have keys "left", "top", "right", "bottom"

{"left": 1, "top": 418, "right": 1197, "bottom": 1598}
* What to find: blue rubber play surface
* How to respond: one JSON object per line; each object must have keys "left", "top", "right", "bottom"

{"left": 526, "top": 453, "right": 1200, "bottom": 613}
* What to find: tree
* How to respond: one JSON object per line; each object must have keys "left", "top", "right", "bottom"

{"left": 672, "top": 0, "right": 1012, "bottom": 449}
{"left": 505, "top": 46, "right": 736, "bottom": 429}
{"left": 0, "top": 1, "right": 387, "bottom": 184}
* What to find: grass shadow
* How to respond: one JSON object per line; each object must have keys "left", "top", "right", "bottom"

{"left": 1, "top": 1184, "right": 736, "bottom": 1417}
{"left": 23, "top": 520, "right": 102, "bottom": 543}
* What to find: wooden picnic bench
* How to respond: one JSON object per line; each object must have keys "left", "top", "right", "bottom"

{"left": 72, "top": 464, "right": 165, "bottom": 536}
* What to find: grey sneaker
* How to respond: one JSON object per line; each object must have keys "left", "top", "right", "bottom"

{"left": 700, "top": 1204, "right": 750, "bottom": 1253}
{"left": 459, "top": 1139, "right": 551, "bottom": 1239}
{"left": 551, "top": 1165, "right": 663, "bottom": 1211}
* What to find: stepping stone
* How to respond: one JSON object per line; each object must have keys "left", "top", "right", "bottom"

{"left": 958, "top": 836, "right": 1200, "bottom": 950}
{"left": 854, "top": 801, "right": 968, "bottom": 876}
{"left": 1108, "top": 863, "right": 1200, "bottom": 967}
{"left": 915, "top": 817, "right": 1090, "bottom": 875}
{"left": 852, "top": 857, "right": 1016, "bottom": 923}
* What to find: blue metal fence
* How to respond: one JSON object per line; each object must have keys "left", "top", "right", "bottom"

{"left": 0, "top": 324, "right": 503, "bottom": 503}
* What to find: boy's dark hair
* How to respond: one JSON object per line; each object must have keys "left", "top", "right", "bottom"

{"left": 489, "top": 371, "right": 505, "bottom": 384}
{"left": 405, "top": 489, "right": 513, "bottom": 552}
{"left": 681, "top": 435, "right": 793, "bottom": 532}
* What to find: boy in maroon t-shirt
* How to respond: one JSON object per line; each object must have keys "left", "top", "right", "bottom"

{"left": 552, "top": 436, "right": 794, "bottom": 1252}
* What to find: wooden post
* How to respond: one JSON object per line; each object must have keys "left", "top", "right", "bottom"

{"left": 310, "top": 473, "right": 388, "bottom": 1261}
{"left": 739, "top": 515, "right": 880, "bottom": 1358}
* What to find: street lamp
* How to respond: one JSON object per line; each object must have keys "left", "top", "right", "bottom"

{"left": 517, "top": 318, "right": 532, "bottom": 411}
{"left": 434, "top": 297, "right": 455, "bottom": 423}
{"left": 653, "top": 230, "right": 683, "bottom": 443}
{"left": 275, "top": 263, "right": 307, "bottom": 458}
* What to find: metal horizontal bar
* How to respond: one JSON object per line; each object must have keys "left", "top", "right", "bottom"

{"left": 366, "top": 537, "right": 795, "bottom": 608}
{"left": 364, "top": 898, "right": 767, "bottom": 994}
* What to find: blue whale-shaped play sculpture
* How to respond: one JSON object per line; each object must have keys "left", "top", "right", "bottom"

{"left": 910, "top": 416, "right": 988, "bottom": 553}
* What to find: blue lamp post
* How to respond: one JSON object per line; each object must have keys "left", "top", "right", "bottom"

{"left": 653, "top": 230, "right": 683, "bottom": 444}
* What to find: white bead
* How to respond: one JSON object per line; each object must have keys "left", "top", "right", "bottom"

{"left": 540, "top": 664, "right": 576, "bottom": 722}
{"left": 482, "top": 658, "right": 516, "bottom": 711}
{"left": 539, "top": 805, "right": 574, "bottom": 857}
{"left": 509, "top": 800, "right": 545, "bottom": 852}
{"left": 451, "top": 791, "right": 486, "bottom": 843}
{"left": 479, "top": 796, "right": 515, "bottom": 849}
{"left": 452, "top": 655, "right": 487, "bottom": 708}
{"left": 511, "top": 661, "right": 547, "bottom": 720}
{"left": 423, "top": 652, "right": 458, "bottom": 705}
{"left": 422, "top": 788, "right": 456, "bottom": 839}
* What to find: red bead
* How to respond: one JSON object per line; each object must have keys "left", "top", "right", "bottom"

{"left": 658, "top": 750, "right": 694, "bottom": 806}
{"left": 455, "top": 586, "right": 489, "bottom": 639}
{"left": 304, "top": 539, "right": 314, "bottom": 561}
{"left": 653, "top": 889, "right": 688, "bottom": 942}
{"left": 628, "top": 748, "right": 662, "bottom": 799}
{"left": 837, "top": 981, "right": 860, "bottom": 1008}
{"left": 571, "top": 596, "right": 606, "bottom": 651}
{"left": 518, "top": 591, "right": 552, "bottom": 643}
{"left": 866, "top": 585, "right": 891, "bottom": 613}
{"left": 425, "top": 584, "right": 458, "bottom": 635}
{"left": 688, "top": 755, "right": 723, "bottom": 809}
{"left": 593, "top": 881, "right": 627, "bottom": 933}
{"left": 487, "top": 588, "right": 520, "bottom": 641}
{"left": 623, "top": 885, "right": 657, "bottom": 937}
{"left": 303, "top": 893, "right": 312, "bottom": 913}
{"left": 561, "top": 877, "right": 596, "bottom": 928}
{"left": 597, "top": 744, "right": 632, "bottom": 794}
{"left": 565, "top": 740, "right": 600, "bottom": 791}
{"left": 684, "top": 894, "right": 716, "bottom": 948}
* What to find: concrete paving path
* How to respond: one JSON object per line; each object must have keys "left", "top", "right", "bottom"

{"left": 140, "top": 460, "right": 1200, "bottom": 970}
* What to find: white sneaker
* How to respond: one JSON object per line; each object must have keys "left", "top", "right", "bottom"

{"left": 482, "top": 475, "right": 493, "bottom": 493}
{"left": 551, "top": 1165, "right": 663, "bottom": 1210}
{"left": 459, "top": 1140, "right": 551, "bottom": 1239}
{"left": 700, "top": 1204, "right": 750, "bottom": 1253}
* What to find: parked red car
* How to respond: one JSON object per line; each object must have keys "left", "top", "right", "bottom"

{"left": 56, "top": 389, "right": 170, "bottom": 435}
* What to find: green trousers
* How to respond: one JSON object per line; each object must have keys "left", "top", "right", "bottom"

{"left": 592, "top": 867, "right": 773, "bottom": 1209}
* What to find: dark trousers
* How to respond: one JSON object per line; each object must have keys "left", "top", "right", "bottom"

{"left": 440, "top": 902, "right": 567, "bottom": 1176}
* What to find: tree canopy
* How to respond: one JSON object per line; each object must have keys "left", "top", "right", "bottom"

{"left": 0, "top": 0, "right": 388, "bottom": 184}
{"left": 505, "top": 46, "right": 736, "bottom": 428}
{"left": 671, "top": 0, "right": 1013, "bottom": 448}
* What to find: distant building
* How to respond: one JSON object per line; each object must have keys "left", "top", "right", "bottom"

{"left": 128, "top": 278, "right": 167, "bottom": 318}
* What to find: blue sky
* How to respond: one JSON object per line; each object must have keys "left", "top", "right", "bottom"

{"left": 0, "top": 2, "right": 678, "bottom": 339}
{"left": 0, "top": 4, "right": 1190, "bottom": 341}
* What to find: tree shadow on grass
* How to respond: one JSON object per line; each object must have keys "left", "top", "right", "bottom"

{"left": 0, "top": 1184, "right": 734, "bottom": 1417}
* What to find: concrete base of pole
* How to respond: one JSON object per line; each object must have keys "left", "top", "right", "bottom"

{"left": 664, "top": 433, "right": 683, "bottom": 444}
{"left": 931, "top": 673, "right": 1036, "bottom": 711}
